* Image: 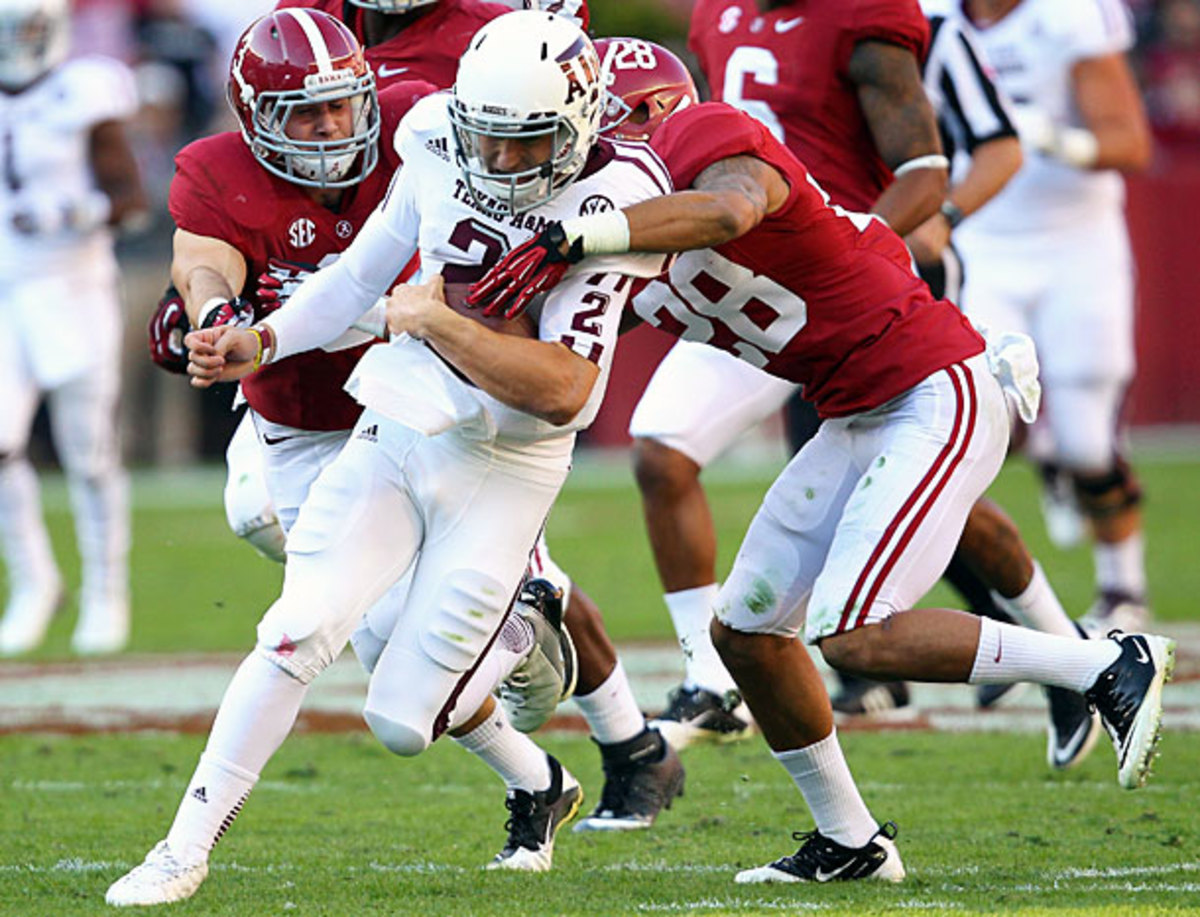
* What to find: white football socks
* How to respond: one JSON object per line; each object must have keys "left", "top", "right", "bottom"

{"left": 774, "top": 730, "right": 879, "bottom": 848}
{"left": 969, "top": 617, "right": 1120, "bottom": 691}
{"left": 574, "top": 659, "right": 646, "bottom": 745}
{"left": 664, "top": 584, "right": 738, "bottom": 695}
{"left": 166, "top": 652, "right": 309, "bottom": 863}
{"left": 992, "top": 562, "right": 1079, "bottom": 638}
{"left": 452, "top": 703, "right": 554, "bottom": 792}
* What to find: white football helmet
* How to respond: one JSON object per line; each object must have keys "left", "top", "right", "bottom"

{"left": 450, "top": 10, "right": 603, "bottom": 218}
{"left": 346, "top": 0, "right": 438, "bottom": 12}
{"left": 0, "top": 0, "right": 68, "bottom": 92}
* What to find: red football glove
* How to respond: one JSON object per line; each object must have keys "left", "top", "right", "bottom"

{"left": 147, "top": 285, "right": 190, "bottom": 374}
{"left": 467, "top": 222, "right": 583, "bottom": 319}
{"left": 199, "top": 295, "right": 254, "bottom": 329}
{"left": 256, "top": 258, "right": 316, "bottom": 317}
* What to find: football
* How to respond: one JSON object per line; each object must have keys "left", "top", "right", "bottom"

{"left": 442, "top": 281, "right": 537, "bottom": 339}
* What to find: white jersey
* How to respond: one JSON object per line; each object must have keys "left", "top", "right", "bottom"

{"left": 954, "top": 0, "right": 1133, "bottom": 234}
{"left": 268, "top": 92, "right": 670, "bottom": 442}
{"left": 0, "top": 55, "right": 137, "bottom": 277}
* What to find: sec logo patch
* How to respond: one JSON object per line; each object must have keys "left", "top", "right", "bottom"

{"left": 288, "top": 218, "right": 316, "bottom": 248}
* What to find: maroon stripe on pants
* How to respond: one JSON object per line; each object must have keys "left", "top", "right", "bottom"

{"left": 853, "top": 364, "right": 978, "bottom": 627}
{"left": 836, "top": 363, "right": 971, "bottom": 633}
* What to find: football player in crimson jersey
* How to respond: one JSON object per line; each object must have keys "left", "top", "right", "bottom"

{"left": 471, "top": 91, "right": 1177, "bottom": 880}
{"left": 0, "top": 0, "right": 147, "bottom": 657}
{"left": 627, "top": 0, "right": 960, "bottom": 738}
{"left": 602, "top": 37, "right": 1100, "bottom": 771}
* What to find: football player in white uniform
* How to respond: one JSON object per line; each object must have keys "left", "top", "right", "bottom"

{"left": 0, "top": 0, "right": 146, "bottom": 656}
{"left": 953, "top": 0, "right": 1153, "bottom": 635}
{"left": 106, "top": 12, "right": 671, "bottom": 906}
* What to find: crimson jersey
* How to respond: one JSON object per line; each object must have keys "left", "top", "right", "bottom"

{"left": 276, "top": 0, "right": 513, "bottom": 88}
{"left": 688, "top": 0, "right": 928, "bottom": 211}
{"left": 169, "top": 81, "right": 434, "bottom": 430}
{"left": 638, "top": 103, "right": 983, "bottom": 417}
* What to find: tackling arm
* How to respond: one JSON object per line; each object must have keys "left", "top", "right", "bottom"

{"left": 467, "top": 155, "right": 789, "bottom": 318}
{"left": 89, "top": 120, "right": 149, "bottom": 231}
{"left": 850, "top": 40, "right": 948, "bottom": 237}
{"left": 171, "top": 229, "right": 248, "bottom": 325}
{"left": 388, "top": 275, "right": 598, "bottom": 425}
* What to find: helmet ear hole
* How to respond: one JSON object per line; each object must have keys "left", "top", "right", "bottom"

{"left": 594, "top": 37, "right": 699, "bottom": 143}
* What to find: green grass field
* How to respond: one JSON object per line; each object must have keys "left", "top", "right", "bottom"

{"left": 8, "top": 444, "right": 1200, "bottom": 654}
{"left": 2, "top": 446, "right": 1199, "bottom": 915}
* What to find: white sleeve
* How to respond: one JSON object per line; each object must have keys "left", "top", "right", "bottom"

{"left": 268, "top": 172, "right": 420, "bottom": 361}
{"left": 1065, "top": 0, "right": 1134, "bottom": 60}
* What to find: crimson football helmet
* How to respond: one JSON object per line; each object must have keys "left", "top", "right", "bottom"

{"left": 229, "top": 8, "right": 380, "bottom": 188}
{"left": 0, "top": 0, "right": 68, "bottom": 91}
{"left": 595, "top": 38, "right": 698, "bottom": 143}
{"left": 450, "top": 10, "right": 604, "bottom": 218}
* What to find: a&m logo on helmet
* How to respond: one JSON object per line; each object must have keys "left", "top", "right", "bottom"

{"left": 558, "top": 35, "right": 600, "bottom": 107}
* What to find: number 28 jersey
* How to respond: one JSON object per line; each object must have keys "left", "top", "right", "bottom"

{"left": 638, "top": 103, "right": 984, "bottom": 418}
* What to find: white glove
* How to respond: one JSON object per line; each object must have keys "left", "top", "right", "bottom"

{"left": 1011, "top": 105, "right": 1098, "bottom": 169}
{"left": 11, "top": 189, "right": 110, "bottom": 236}
{"left": 976, "top": 322, "right": 1042, "bottom": 424}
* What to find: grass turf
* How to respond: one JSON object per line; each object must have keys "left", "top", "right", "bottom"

{"left": 5, "top": 448, "right": 1200, "bottom": 655}
{"left": 3, "top": 730, "right": 1199, "bottom": 916}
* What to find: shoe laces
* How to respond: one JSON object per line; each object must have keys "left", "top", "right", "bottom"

{"left": 783, "top": 828, "right": 843, "bottom": 870}
{"left": 501, "top": 791, "right": 542, "bottom": 851}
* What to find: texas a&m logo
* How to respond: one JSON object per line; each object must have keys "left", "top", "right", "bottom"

{"left": 558, "top": 37, "right": 599, "bottom": 105}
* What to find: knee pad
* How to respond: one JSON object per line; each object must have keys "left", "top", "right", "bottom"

{"left": 237, "top": 515, "right": 287, "bottom": 564}
{"left": 1072, "top": 459, "right": 1142, "bottom": 519}
{"left": 362, "top": 706, "right": 430, "bottom": 757}
{"left": 418, "top": 568, "right": 513, "bottom": 672}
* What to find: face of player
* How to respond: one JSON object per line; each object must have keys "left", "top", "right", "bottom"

{"left": 475, "top": 133, "right": 556, "bottom": 177}
{"left": 284, "top": 99, "right": 357, "bottom": 142}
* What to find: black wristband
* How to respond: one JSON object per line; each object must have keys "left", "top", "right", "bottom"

{"left": 940, "top": 201, "right": 966, "bottom": 230}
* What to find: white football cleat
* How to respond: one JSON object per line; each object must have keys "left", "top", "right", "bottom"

{"left": 0, "top": 581, "right": 63, "bottom": 656}
{"left": 72, "top": 595, "right": 130, "bottom": 656}
{"left": 105, "top": 841, "right": 208, "bottom": 907}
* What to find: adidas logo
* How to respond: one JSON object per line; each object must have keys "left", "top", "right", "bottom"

{"left": 192, "top": 786, "right": 208, "bottom": 804}
{"left": 357, "top": 423, "right": 379, "bottom": 442}
{"left": 425, "top": 136, "right": 450, "bottom": 162}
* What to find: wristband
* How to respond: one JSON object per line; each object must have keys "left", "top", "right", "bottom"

{"left": 248, "top": 323, "right": 276, "bottom": 371}
{"left": 892, "top": 154, "right": 950, "bottom": 178}
{"left": 561, "top": 210, "right": 631, "bottom": 256}
{"left": 940, "top": 200, "right": 966, "bottom": 229}
{"left": 1052, "top": 127, "right": 1099, "bottom": 169}
{"left": 196, "top": 296, "right": 229, "bottom": 328}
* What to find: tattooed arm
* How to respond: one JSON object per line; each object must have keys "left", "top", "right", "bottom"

{"left": 619, "top": 155, "right": 791, "bottom": 252}
{"left": 850, "top": 40, "right": 947, "bottom": 237}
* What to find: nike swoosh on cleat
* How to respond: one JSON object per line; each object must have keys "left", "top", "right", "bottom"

{"left": 1134, "top": 641, "right": 1150, "bottom": 665}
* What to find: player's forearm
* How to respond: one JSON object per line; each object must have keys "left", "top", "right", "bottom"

{"left": 872, "top": 167, "right": 947, "bottom": 237}
{"left": 946, "top": 136, "right": 1022, "bottom": 218}
{"left": 270, "top": 211, "right": 416, "bottom": 361}
{"left": 420, "top": 311, "right": 597, "bottom": 425}
{"left": 565, "top": 189, "right": 757, "bottom": 257}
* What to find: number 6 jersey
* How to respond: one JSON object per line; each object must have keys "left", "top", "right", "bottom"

{"left": 637, "top": 102, "right": 984, "bottom": 418}
{"left": 688, "top": 0, "right": 929, "bottom": 212}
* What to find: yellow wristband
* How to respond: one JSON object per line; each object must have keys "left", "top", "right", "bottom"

{"left": 247, "top": 327, "right": 264, "bottom": 372}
